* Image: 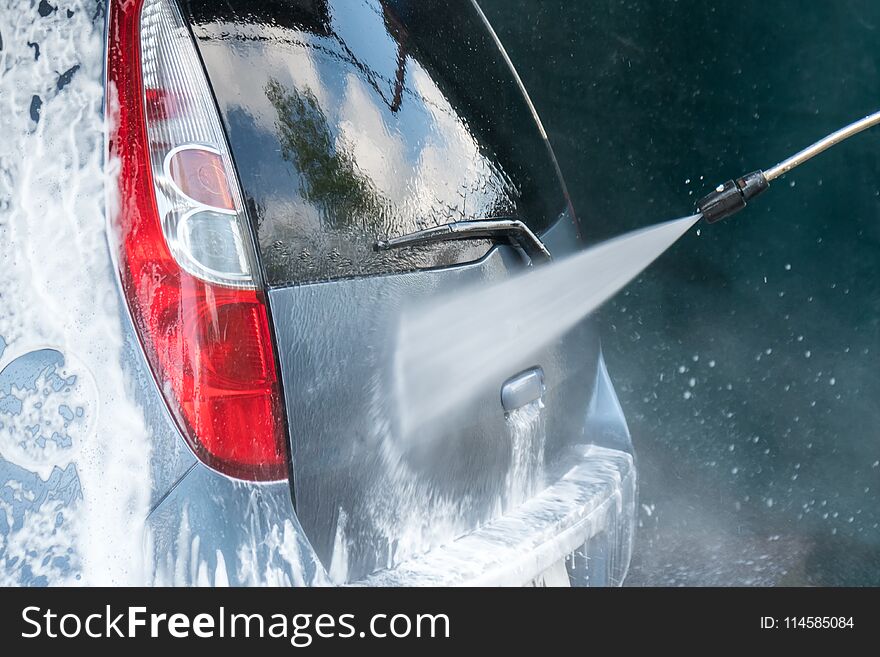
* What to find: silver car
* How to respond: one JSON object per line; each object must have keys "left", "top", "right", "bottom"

{"left": 0, "top": 0, "right": 635, "bottom": 586}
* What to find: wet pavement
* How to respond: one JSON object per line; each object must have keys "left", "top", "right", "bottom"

{"left": 481, "top": 0, "right": 880, "bottom": 585}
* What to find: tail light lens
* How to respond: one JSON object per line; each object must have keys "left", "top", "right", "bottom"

{"left": 107, "top": 0, "right": 288, "bottom": 481}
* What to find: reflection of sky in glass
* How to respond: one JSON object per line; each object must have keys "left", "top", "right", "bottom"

{"left": 195, "top": 0, "right": 518, "bottom": 282}
{"left": 330, "top": 0, "right": 401, "bottom": 104}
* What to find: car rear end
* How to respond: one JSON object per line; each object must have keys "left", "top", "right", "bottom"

{"left": 1, "top": 0, "right": 635, "bottom": 586}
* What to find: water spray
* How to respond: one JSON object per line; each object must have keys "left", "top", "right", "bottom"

{"left": 697, "top": 109, "right": 880, "bottom": 223}
{"left": 392, "top": 109, "right": 880, "bottom": 439}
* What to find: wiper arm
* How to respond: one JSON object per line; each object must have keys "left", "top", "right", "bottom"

{"left": 374, "top": 219, "right": 552, "bottom": 263}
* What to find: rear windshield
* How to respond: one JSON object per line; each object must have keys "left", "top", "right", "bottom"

{"left": 186, "top": 0, "right": 570, "bottom": 286}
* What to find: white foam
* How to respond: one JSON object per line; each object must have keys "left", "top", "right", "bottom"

{"left": 0, "top": 1, "right": 152, "bottom": 584}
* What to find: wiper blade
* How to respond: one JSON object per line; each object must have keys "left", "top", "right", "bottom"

{"left": 374, "top": 219, "right": 552, "bottom": 263}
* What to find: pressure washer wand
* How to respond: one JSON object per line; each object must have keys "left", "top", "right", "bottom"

{"left": 697, "top": 109, "right": 880, "bottom": 223}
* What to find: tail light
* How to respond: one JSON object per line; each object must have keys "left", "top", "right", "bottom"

{"left": 107, "top": 0, "right": 288, "bottom": 481}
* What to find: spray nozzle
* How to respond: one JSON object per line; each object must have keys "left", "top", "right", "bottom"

{"left": 696, "top": 170, "right": 769, "bottom": 223}
{"left": 696, "top": 108, "right": 880, "bottom": 224}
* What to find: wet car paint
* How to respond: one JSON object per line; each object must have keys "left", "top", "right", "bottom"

{"left": 183, "top": 0, "right": 618, "bottom": 581}
{"left": 0, "top": 349, "right": 83, "bottom": 585}
{"left": 0, "top": 0, "right": 325, "bottom": 586}
{"left": 1, "top": 0, "right": 636, "bottom": 586}
{"left": 270, "top": 232, "right": 605, "bottom": 580}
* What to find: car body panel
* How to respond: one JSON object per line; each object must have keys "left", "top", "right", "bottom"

{"left": 0, "top": 0, "right": 637, "bottom": 587}
{"left": 184, "top": 0, "right": 614, "bottom": 582}
{"left": 358, "top": 444, "right": 636, "bottom": 587}
{"left": 145, "top": 464, "right": 329, "bottom": 586}
{"left": 270, "top": 235, "right": 602, "bottom": 581}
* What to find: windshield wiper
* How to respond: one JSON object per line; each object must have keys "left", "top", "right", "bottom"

{"left": 373, "top": 219, "right": 552, "bottom": 263}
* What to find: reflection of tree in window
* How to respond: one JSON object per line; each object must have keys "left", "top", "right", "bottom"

{"left": 266, "top": 78, "right": 382, "bottom": 231}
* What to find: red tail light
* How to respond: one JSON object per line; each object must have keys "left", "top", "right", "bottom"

{"left": 107, "top": 0, "right": 288, "bottom": 481}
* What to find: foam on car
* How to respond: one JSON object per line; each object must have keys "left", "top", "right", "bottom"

{"left": 0, "top": 0, "right": 152, "bottom": 585}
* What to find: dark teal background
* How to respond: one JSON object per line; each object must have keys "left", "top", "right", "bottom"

{"left": 481, "top": 0, "right": 880, "bottom": 584}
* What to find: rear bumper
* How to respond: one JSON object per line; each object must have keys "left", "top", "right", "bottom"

{"left": 357, "top": 444, "right": 636, "bottom": 586}
{"left": 145, "top": 352, "right": 637, "bottom": 586}
{"left": 145, "top": 442, "right": 635, "bottom": 587}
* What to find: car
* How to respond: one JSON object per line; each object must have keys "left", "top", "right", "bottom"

{"left": 0, "top": 0, "right": 635, "bottom": 586}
